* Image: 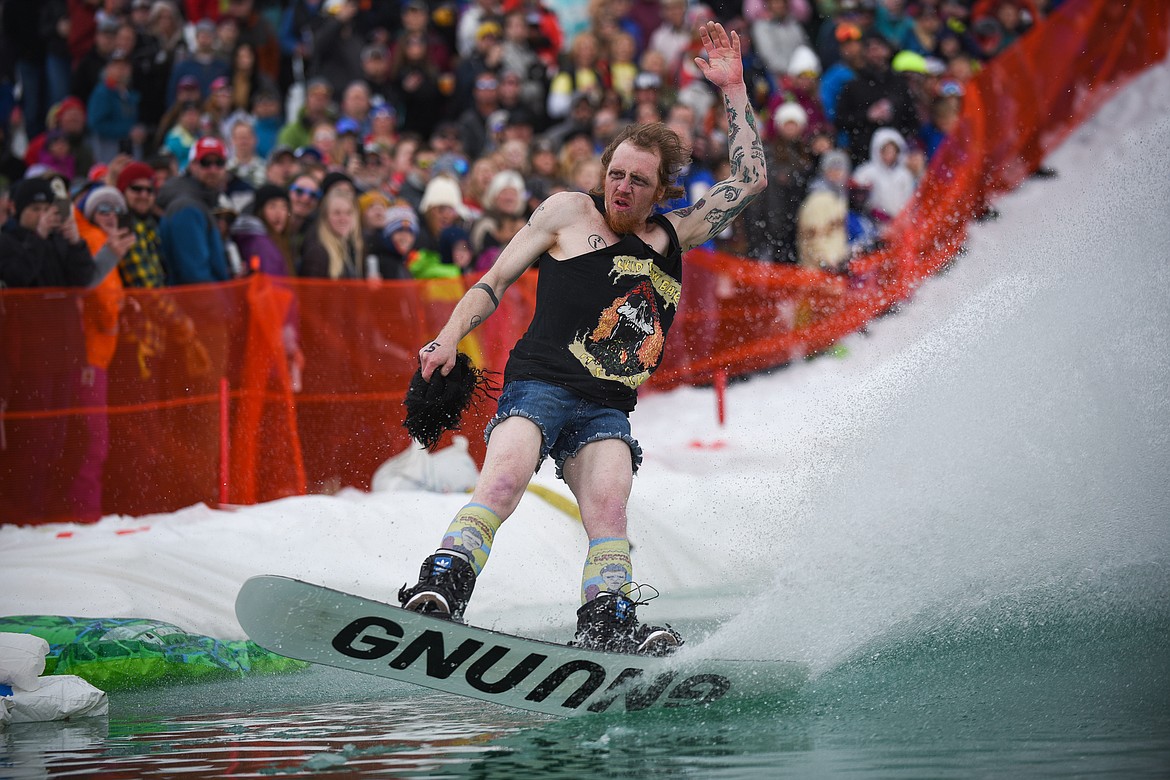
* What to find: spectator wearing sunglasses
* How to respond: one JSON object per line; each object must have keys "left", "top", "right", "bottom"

{"left": 115, "top": 162, "right": 166, "bottom": 289}
{"left": 286, "top": 173, "right": 322, "bottom": 265}
{"left": 156, "top": 137, "right": 232, "bottom": 284}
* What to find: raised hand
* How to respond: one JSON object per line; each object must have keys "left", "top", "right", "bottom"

{"left": 694, "top": 21, "right": 744, "bottom": 91}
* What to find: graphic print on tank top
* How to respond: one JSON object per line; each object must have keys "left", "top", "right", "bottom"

{"left": 567, "top": 255, "right": 682, "bottom": 390}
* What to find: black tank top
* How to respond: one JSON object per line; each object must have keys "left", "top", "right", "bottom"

{"left": 505, "top": 196, "right": 683, "bottom": 412}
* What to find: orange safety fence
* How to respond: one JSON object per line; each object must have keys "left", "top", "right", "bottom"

{"left": 1, "top": 0, "right": 1165, "bottom": 525}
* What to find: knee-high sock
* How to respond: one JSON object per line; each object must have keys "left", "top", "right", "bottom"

{"left": 581, "top": 537, "right": 632, "bottom": 604}
{"left": 439, "top": 504, "right": 502, "bottom": 576}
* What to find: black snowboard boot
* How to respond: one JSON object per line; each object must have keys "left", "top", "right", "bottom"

{"left": 398, "top": 551, "right": 477, "bottom": 622}
{"left": 572, "top": 592, "right": 682, "bottom": 657}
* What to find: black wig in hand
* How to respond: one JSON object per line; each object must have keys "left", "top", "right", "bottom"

{"left": 404, "top": 352, "right": 497, "bottom": 450}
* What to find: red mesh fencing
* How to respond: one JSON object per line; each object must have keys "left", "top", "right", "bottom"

{"left": 1, "top": 0, "right": 1164, "bottom": 524}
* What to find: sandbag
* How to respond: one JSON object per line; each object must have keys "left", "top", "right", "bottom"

{"left": 4, "top": 675, "right": 109, "bottom": 723}
{"left": 0, "top": 633, "right": 49, "bottom": 691}
{"left": 371, "top": 434, "right": 479, "bottom": 494}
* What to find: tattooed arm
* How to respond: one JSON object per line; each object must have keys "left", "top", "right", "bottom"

{"left": 667, "top": 21, "right": 768, "bottom": 252}
{"left": 417, "top": 192, "right": 583, "bottom": 380}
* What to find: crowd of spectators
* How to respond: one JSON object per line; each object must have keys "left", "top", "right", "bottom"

{"left": 0, "top": 0, "right": 1058, "bottom": 292}
{"left": 0, "top": 0, "right": 1057, "bottom": 519}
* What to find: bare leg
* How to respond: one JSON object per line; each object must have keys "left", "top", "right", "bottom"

{"left": 470, "top": 415, "right": 545, "bottom": 520}
{"left": 561, "top": 438, "right": 634, "bottom": 540}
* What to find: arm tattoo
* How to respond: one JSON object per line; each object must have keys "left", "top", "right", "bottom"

{"left": 702, "top": 199, "right": 755, "bottom": 240}
{"left": 471, "top": 281, "right": 499, "bottom": 308}
{"left": 470, "top": 315, "right": 483, "bottom": 329}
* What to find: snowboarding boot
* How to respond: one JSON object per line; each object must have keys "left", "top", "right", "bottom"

{"left": 571, "top": 592, "right": 683, "bottom": 657}
{"left": 398, "top": 551, "right": 477, "bottom": 622}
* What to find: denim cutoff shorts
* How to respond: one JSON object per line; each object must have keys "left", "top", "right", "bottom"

{"left": 484, "top": 379, "right": 644, "bottom": 481}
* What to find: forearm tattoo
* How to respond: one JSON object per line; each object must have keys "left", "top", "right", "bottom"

{"left": 726, "top": 95, "right": 765, "bottom": 186}
{"left": 471, "top": 281, "right": 499, "bottom": 308}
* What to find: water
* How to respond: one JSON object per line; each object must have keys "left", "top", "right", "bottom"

{"left": 5, "top": 42, "right": 1170, "bottom": 780}
{"left": 3, "top": 577, "right": 1167, "bottom": 777}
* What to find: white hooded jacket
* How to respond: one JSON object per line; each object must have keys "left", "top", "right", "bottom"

{"left": 853, "top": 127, "right": 917, "bottom": 220}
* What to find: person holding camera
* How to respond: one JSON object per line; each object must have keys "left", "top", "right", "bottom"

{"left": 0, "top": 177, "right": 97, "bottom": 522}
{"left": 0, "top": 177, "right": 95, "bottom": 288}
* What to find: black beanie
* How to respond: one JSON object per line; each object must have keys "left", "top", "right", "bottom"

{"left": 251, "top": 183, "right": 290, "bottom": 216}
{"left": 13, "top": 178, "right": 56, "bottom": 217}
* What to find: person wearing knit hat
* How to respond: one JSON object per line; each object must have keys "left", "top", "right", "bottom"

{"left": 365, "top": 203, "right": 421, "bottom": 281}
{"left": 416, "top": 175, "right": 467, "bottom": 261}
{"left": 358, "top": 189, "right": 391, "bottom": 218}
{"left": 82, "top": 186, "right": 129, "bottom": 223}
{"left": 469, "top": 169, "right": 529, "bottom": 272}
{"left": 116, "top": 162, "right": 156, "bottom": 194}
{"left": 774, "top": 102, "right": 810, "bottom": 135}
{"left": 383, "top": 204, "right": 420, "bottom": 237}
{"left": 10, "top": 178, "right": 59, "bottom": 222}
{"left": 251, "top": 184, "right": 291, "bottom": 218}
{"left": 0, "top": 173, "right": 100, "bottom": 521}
{"left": 320, "top": 171, "right": 357, "bottom": 199}
{"left": 787, "top": 45, "right": 822, "bottom": 78}
{"left": 115, "top": 162, "right": 167, "bottom": 289}
{"left": 232, "top": 184, "right": 296, "bottom": 278}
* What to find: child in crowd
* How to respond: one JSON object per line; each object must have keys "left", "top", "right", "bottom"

{"left": 853, "top": 127, "right": 917, "bottom": 224}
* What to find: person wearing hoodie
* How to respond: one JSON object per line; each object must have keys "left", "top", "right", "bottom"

{"left": 852, "top": 126, "right": 916, "bottom": 223}
{"left": 156, "top": 137, "right": 232, "bottom": 284}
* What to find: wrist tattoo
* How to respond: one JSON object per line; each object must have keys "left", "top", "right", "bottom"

{"left": 471, "top": 282, "right": 499, "bottom": 308}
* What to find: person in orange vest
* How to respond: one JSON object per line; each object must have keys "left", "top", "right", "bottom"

{"left": 73, "top": 186, "right": 136, "bottom": 521}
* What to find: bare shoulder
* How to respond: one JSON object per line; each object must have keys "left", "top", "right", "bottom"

{"left": 529, "top": 191, "right": 600, "bottom": 230}
{"left": 530, "top": 191, "right": 614, "bottom": 260}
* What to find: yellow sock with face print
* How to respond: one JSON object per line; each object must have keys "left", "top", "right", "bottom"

{"left": 581, "top": 537, "right": 633, "bottom": 605}
{"left": 439, "top": 504, "right": 502, "bottom": 576}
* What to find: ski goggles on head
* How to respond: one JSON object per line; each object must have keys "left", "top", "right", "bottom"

{"left": 836, "top": 23, "right": 863, "bottom": 43}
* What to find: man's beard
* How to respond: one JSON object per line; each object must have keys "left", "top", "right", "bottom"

{"left": 604, "top": 204, "right": 645, "bottom": 236}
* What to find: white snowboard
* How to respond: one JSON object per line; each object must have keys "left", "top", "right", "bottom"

{"left": 235, "top": 575, "right": 806, "bottom": 718}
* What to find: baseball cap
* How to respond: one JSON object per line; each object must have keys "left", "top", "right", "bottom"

{"left": 336, "top": 117, "right": 362, "bottom": 136}
{"left": 267, "top": 145, "right": 296, "bottom": 163}
{"left": 190, "top": 136, "right": 228, "bottom": 164}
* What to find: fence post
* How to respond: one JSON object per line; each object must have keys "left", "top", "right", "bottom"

{"left": 715, "top": 370, "right": 727, "bottom": 426}
{"left": 219, "top": 377, "right": 230, "bottom": 505}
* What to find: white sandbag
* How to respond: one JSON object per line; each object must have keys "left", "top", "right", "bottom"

{"left": 371, "top": 435, "right": 479, "bottom": 494}
{"left": 8, "top": 676, "right": 108, "bottom": 723}
{"left": 0, "top": 633, "right": 49, "bottom": 691}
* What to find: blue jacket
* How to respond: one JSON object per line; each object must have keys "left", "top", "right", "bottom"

{"left": 157, "top": 175, "right": 230, "bottom": 285}
{"left": 87, "top": 82, "right": 141, "bottom": 141}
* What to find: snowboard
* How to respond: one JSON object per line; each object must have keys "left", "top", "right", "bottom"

{"left": 235, "top": 575, "right": 806, "bottom": 718}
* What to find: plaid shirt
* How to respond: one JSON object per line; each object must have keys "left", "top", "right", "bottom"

{"left": 118, "top": 215, "right": 166, "bottom": 289}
